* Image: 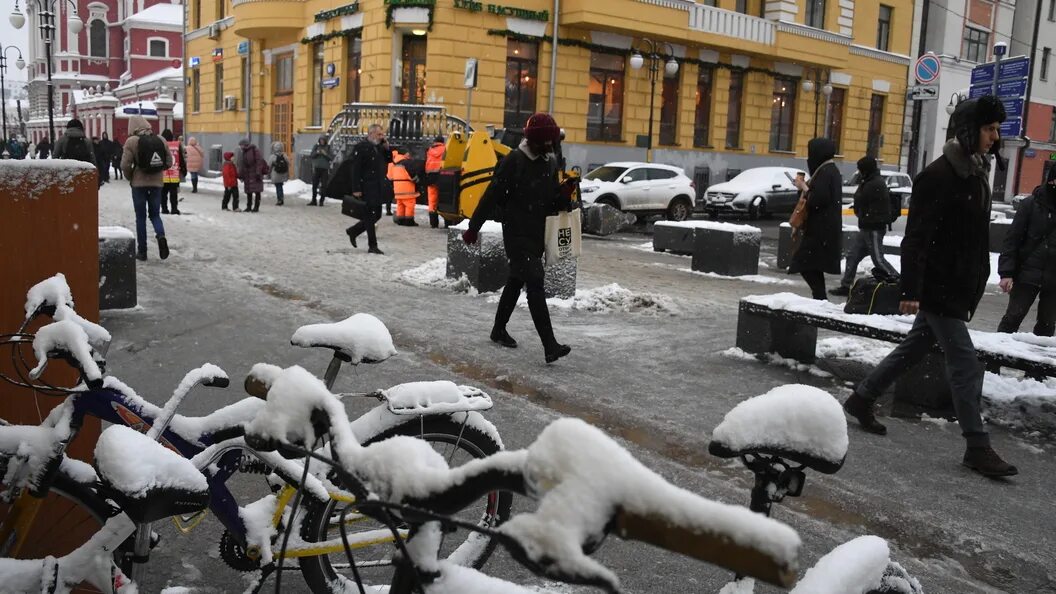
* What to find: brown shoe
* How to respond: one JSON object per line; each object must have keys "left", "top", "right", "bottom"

{"left": 843, "top": 392, "right": 887, "bottom": 435}
{"left": 963, "top": 446, "right": 1019, "bottom": 477}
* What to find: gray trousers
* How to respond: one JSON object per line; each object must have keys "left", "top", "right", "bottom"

{"left": 841, "top": 228, "right": 899, "bottom": 288}
{"left": 857, "top": 311, "right": 989, "bottom": 447}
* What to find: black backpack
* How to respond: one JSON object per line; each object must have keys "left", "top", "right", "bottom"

{"left": 272, "top": 153, "right": 289, "bottom": 174}
{"left": 64, "top": 136, "right": 92, "bottom": 163}
{"left": 135, "top": 134, "right": 168, "bottom": 174}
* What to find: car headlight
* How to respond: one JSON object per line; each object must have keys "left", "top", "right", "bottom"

{"left": 581, "top": 186, "right": 598, "bottom": 193}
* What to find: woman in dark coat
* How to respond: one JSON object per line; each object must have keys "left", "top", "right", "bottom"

{"left": 236, "top": 138, "right": 266, "bottom": 212}
{"left": 789, "top": 137, "right": 843, "bottom": 299}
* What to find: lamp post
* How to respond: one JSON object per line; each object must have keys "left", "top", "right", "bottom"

{"left": 801, "top": 69, "right": 832, "bottom": 139}
{"left": 0, "top": 46, "right": 27, "bottom": 148}
{"left": 630, "top": 38, "right": 678, "bottom": 163}
{"left": 10, "top": 0, "right": 84, "bottom": 147}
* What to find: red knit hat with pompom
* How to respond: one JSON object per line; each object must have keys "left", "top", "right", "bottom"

{"left": 523, "top": 112, "right": 560, "bottom": 145}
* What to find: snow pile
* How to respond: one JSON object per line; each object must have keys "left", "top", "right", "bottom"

{"left": 0, "top": 159, "right": 97, "bottom": 197}
{"left": 723, "top": 347, "right": 832, "bottom": 378}
{"left": 790, "top": 535, "right": 889, "bottom": 594}
{"left": 816, "top": 336, "right": 892, "bottom": 366}
{"left": 679, "top": 267, "right": 797, "bottom": 285}
{"left": 383, "top": 381, "right": 493, "bottom": 414}
{"left": 501, "top": 418, "right": 800, "bottom": 589}
{"left": 488, "top": 283, "right": 678, "bottom": 315}
{"left": 291, "top": 313, "right": 398, "bottom": 364}
{"left": 718, "top": 578, "right": 756, "bottom": 594}
{"left": 240, "top": 495, "right": 279, "bottom": 564}
{"left": 398, "top": 258, "right": 474, "bottom": 292}
{"left": 711, "top": 384, "right": 848, "bottom": 470}
{"left": 246, "top": 365, "right": 351, "bottom": 448}
{"left": 425, "top": 562, "right": 551, "bottom": 593}
{"left": 30, "top": 320, "right": 102, "bottom": 382}
{"left": 94, "top": 425, "right": 207, "bottom": 497}
{"left": 24, "top": 273, "right": 74, "bottom": 318}
{"left": 0, "top": 402, "right": 76, "bottom": 494}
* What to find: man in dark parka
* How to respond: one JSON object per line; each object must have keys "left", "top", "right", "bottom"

{"left": 844, "top": 95, "right": 1018, "bottom": 478}
{"left": 996, "top": 165, "right": 1056, "bottom": 336}
{"left": 789, "top": 137, "right": 843, "bottom": 299}
{"left": 345, "top": 124, "right": 392, "bottom": 254}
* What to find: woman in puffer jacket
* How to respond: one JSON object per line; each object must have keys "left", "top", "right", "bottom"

{"left": 186, "top": 137, "right": 205, "bottom": 192}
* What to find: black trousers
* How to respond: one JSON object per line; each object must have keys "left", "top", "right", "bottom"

{"left": 312, "top": 168, "right": 328, "bottom": 200}
{"left": 493, "top": 253, "right": 557, "bottom": 348}
{"left": 801, "top": 270, "right": 827, "bottom": 300}
{"left": 998, "top": 282, "right": 1056, "bottom": 336}
{"left": 162, "top": 182, "right": 180, "bottom": 213}
{"left": 347, "top": 203, "right": 383, "bottom": 248}
{"left": 222, "top": 187, "right": 240, "bottom": 210}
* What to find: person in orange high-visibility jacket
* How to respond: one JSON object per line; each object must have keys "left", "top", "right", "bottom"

{"left": 389, "top": 148, "right": 420, "bottom": 226}
{"left": 425, "top": 136, "right": 446, "bottom": 228}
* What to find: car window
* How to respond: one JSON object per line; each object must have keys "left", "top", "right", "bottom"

{"left": 647, "top": 168, "right": 678, "bottom": 181}
{"left": 899, "top": 175, "right": 912, "bottom": 187}
{"left": 772, "top": 173, "right": 792, "bottom": 187}
{"left": 887, "top": 177, "right": 900, "bottom": 187}
{"left": 584, "top": 166, "right": 627, "bottom": 182}
{"left": 622, "top": 168, "right": 648, "bottom": 183}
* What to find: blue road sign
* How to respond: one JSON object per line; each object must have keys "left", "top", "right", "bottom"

{"left": 999, "top": 56, "right": 1030, "bottom": 80}
{"left": 1001, "top": 97, "right": 1024, "bottom": 119}
{"left": 1000, "top": 118, "right": 1022, "bottom": 137}
{"left": 189, "top": 56, "right": 200, "bottom": 68}
{"left": 971, "top": 63, "right": 996, "bottom": 86}
{"left": 915, "top": 54, "right": 941, "bottom": 83}
{"left": 969, "top": 85, "right": 989, "bottom": 99}
{"left": 237, "top": 41, "right": 250, "bottom": 55}
{"left": 996, "top": 78, "right": 1028, "bottom": 98}
{"left": 321, "top": 77, "right": 340, "bottom": 89}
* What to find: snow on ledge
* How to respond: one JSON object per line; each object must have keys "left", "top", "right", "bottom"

{"left": 654, "top": 220, "right": 762, "bottom": 234}
{"left": 99, "top": 226, "right": 135, "bottom": 240}
{"left": 790, "top": 535, "right": 889, "bottom": 594}
{"left": 452, "top": 219, "right": 503, "bottom": 234}
{"left": 0, "top": 160, "right": 97, "bottom": 197}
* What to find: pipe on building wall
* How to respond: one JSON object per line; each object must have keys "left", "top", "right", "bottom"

{"left": 548, "top": 0, "right": 559, "bottom": 114}
{"left": 1014, "top": 0, "right": 1044, "bottom": 195}
{"left": 246, "top": 42, "right": 252, "bottom": 144}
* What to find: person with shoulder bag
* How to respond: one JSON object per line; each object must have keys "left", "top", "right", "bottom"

{"left": 120, "top": 115, "right": 172, "bottom": 260}
{"left": 345, "top": 123, "right": 393, "bottom": 254}
{"left": 829, "top": 156, "right": 901, "bottom": 296}
{"left": 996, "top": 165, "right": 1056, "bottom": 336}
{"left": 788, "top": 138, "right": 843, "bottom": 299}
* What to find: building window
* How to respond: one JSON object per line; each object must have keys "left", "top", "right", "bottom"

{"left": 877, "top": 5, "right": 892, "bottom": 52}
{"left": 827, "top": 87, "right": 846, "bottom": 155}
{"left": 241, "top": 56, "right": 248, "bottom": 111}
{"left": 275, "top": 53, "right": 293, "bottom": 94}
{"left": 735, "top": 0, "right": 747, "bottom": 14}
{"left": 769, "top": 77, "right": 797, "bottom": 152}
{"left": 963, "top": 27, "right": 989, "bottom": 62}
{"left": 311, "top": 42, "right": 323, "bottom": 126}
{"left": 694, "top": 66, "right": 713, "bottom": 148}
{"left": 659, "top": 71, "right": 679, "bottom": 146}
{"left": 89, "top": 19, "right": 106, "bottom": 57}
{"left": 1049, "top": 0, "right": 1055, "bottom": 21}
{"left": 192, "top": 69, "right": 200, "bottom": 113}
{"left": 805, "top": 0, "right": 825, "bottom": 29}
{"left": 1049, "top": 107, "right": 1056, "bottom": 141}
{"left": 214, "top": 62, "right": 224, "bottom": 111}
{"left": 503, "top": 39, "right": 538, "bottom": 129}
{"left": 1042, "top": 47, "right": 1051, "bottom": 82}
{"left": 725, "top": 70, "right": 745, "bottom": 149}
{"left": 346, "top": 36, "right": 361, "bottom": 104}
{"left": 193, "top": 0, "right": 200, "bottom": 29}
{"left": 148, "top": 39, "right": 167, "bottom": 57}
{"left": 218, "top": 0, "right": 225, "bottom": 20}
{"left": 867, "top": 94, "right": 885, "bottom": 158}
{"left": 587, "top": 52, "right": 624, "bottom": 142}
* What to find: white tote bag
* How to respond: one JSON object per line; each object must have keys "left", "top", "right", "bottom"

{"left": 544, "top": 209, "right": 583, "bottom": 266}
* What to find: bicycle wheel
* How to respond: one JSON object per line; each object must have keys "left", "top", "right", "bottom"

{"left": 297, "top": 414, "right": 513, "bottom": 593}
{"left": 1, "top": 470, "right": 128, "bottom": 593}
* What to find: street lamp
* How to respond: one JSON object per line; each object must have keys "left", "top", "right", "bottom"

{"left": 10, "top": 0, "right": 84, "bottom": 147}
{"left": 945, "top": 92, "right": 966, "bottom": 115}
{"left": 630, "top": 38, "right": 679, "bottom": 162}
{"left": 801, "top": 69, "right": 832, "bottom": 138}
{"left": 0, "top": 45, "right": 27, "bottom": 148}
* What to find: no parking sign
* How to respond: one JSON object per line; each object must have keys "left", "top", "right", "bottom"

{"left": 915, "top": 53, "right": 941, "bottom": 84}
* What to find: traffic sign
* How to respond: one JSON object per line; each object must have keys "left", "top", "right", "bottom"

{"left": 971, "top": 63, "right": 996, "bottom": 86}
{"left": 237, "top": 40, "right": 250, "bottom": 55}
{"left": 915, "top": 53, "right": 941, "bottom": 84}
{"left": 999, "top": 56, "right": 1031, "bottom": 80}
{"left": 996, "top": 78, "right": 1028, "bottom": 98}
{"left": 321, "top": 77, "right": 340, "bottom": 89}
{"left": 908, "top": 85, "right": 939, "bottom": 100}
{"left": 1000, "top": 118, "right": 1022, "bottom": 137}
{"left": 968, "top": 85, "right": 989, "bottom": 99}
{"left": 171, "top": 59, "right": 181, "bottom": 69}
{"left": 1000, "top": 97, "right": 1024, "bottom": 119}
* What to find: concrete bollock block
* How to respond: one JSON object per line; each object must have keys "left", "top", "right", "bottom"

{"left": 582, "top": 203, "right": 637, "bottom": 237}
{"left": 446, "top": 225, "right": 577, "bottom": 299}
{"left": 736, "top": 309, "right": 818, "bottom": 363}
{"left": 98, "top": 226, "right": 137, "bottom": 310}
{"left": 653, "top": 221, "right": 697, "bottom": 254}
{"left": 690, "top": 222, "right": 761, "bottom": 276}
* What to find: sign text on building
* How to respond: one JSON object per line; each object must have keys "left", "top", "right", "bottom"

{"left": 315, "top": 3, "right": 359, "bottom": 22}
{"left": 454, "top": 0, "right": 549, "bottom": 21}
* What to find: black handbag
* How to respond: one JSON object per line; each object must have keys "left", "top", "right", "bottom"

{"left": 341, "top": 195, "right": 368, "bottom": 219}
{"left": 844, "top": 277, "right": 901, "bottom": 315}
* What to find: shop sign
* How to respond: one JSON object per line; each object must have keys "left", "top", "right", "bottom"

{"left": 1051, "top": 153, "right": 1056, "bottom": 161}
{"left": 454, "top": 0, "right": 549, "bottom": 21}
{"left": 315, "top": 2, "right": 359, "bottom": 22}
{"left": 189, "top": 56, "right": 200, "bottom": 68}
{"left": 237, "top": 40, "right": 250, "bottom": 55}
{"left": 1025, "top": 149, "right": 1036, "bottom": 158}
{"left": 212, "top": 48, "right": 223, "bottom": 62}
{"left": 322, "top": 77, "right": 340, "bottom": 89}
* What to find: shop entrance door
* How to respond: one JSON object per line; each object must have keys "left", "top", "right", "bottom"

{"left": 401, "top": 35, "right": 427, "bottom": 105}
{"left": 272, "top": 52, "right": 294, "bottom": 175}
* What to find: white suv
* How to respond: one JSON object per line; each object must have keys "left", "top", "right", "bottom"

{"left": 578, "top": 162, "right": 696, "bottom": 221}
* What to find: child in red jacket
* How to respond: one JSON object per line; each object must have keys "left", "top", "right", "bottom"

{"left": 221, "top": 151, "right": 240, "bottom": 211}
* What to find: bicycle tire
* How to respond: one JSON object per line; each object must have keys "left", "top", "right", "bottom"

{"left": 2, "top": 470, "right": 129, "bottom": 593}
{"left": 297, "top": 414, "right": 513, "bottom": 594}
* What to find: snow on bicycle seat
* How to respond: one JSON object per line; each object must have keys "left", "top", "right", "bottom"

{"left": 708, "top": 384, "right": 848, "bottom": 474}
{"left": 94, "top": 425, "right": 209, "bottom": 524}
{"left": 382, "top": 381, "right": 493, "bottom": 415}
{"left": 291, "top": 313, "right": 397, "bottom": 364}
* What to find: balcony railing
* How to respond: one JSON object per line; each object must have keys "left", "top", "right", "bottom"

{"left": 774, "top": 20, "right": 852, "bottom": 46}
{"left": 326, "top": 103, "right": 472, "bottom": 159}
{"left": 688, "top": 4, "right": 774, "bottom": 45}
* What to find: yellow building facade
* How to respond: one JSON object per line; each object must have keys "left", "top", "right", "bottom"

{"left": 184, "top": 0, "right": 914, "bottom": 180}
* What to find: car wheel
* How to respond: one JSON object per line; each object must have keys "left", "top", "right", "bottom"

{"left": 596, "top": 196, "right": 620, "bottom": 210}
{"left": 666, "top": 197, "right": 692, "bottom": 222}
{"left": 748, "top": 197, "right": 766, "bottom": 221}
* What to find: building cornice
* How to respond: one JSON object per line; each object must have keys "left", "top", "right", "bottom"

{"left": 775, "top": 20, "right": 852, "bottom": 46}
{"left": 185, "top": 17, "right": 235, "bottom": 41}
{"left": 632, "top": 0, "right": 693, "bottom": 11}
{"left": 849, "top": 44, "right": 912, "bottom": 65}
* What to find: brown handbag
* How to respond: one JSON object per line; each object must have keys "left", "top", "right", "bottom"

{"left": 789, "top": 191, "right": 809, "bottom": 230}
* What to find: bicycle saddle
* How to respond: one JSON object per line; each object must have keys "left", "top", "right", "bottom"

{"left": 94, "top": 425, "right": 209, "bottom": 524}
{"left": 708, "top": 385, "right": 848, "bottom": 475}
{"left": 291, "top": 313, "right": 398, "bottom": 364}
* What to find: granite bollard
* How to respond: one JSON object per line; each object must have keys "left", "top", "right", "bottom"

{"left": 99, "top": 226, "right": 137, "bottom": 310}
{"left": 447, "top": 221, "right": 577, "bottom": 298}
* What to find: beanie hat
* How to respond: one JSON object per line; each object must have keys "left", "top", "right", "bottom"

{"left": 523, "top": 112, "right": 561, "bottom": 145}
{"left": 66, "top": 118, "right": 83, "bottom": 130}
{"left": 856, "top": 155, "right": 878, "bottom": 177}
{"left": 950, "top": 95, "right": 1006, "bottom": 154}
{"left": 223, "top": 151, "right": 234, "bottom": 160}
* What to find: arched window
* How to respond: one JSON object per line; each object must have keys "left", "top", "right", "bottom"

{"left": 89, "top": 19, "right": 107, "bottom": 57}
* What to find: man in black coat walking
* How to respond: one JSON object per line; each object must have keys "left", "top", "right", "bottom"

{"left": 830, "top": 156, "right": 899, "bottom": 295}
{"left": 462, "top": 112, "right": 575, "bottom": 364}
{"left": 788, "top": 137, "right": 843, "bottom": 299}
{"left": 345, "top": 124, "right": 392, "bottom": 254}
{"left": 997, "top": 165, "right": 1056, "bottom": 335}
{"left": 844, "top": 95, "right": 1018, "bottom": 478}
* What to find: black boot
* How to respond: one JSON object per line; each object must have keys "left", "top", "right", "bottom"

{"left": 527, "top": 289, "right": 570, "bottom": 363}
{"left": 157, "top": 235, "right": 169, "bottom": 260}
{"left": 962, "top": 445, "right": 1019, "bottom": 477}
{"left": 368, "top": 246, "right": 385, "bottom": 255}
{"left": 490, "top": 328, "right": 518, "bottom": 348}
{"left": 136, "top": 250, "right": 147, "bottom": 261}
{"left": 309, "top": 199, "right": 318, "bottom": 206}
{"left": 843, "top": 392, "right": 887, "bottom": 435}
{"left": 406, "top": 217, "right": 420, "bottom": 227}
{"left": 429, "top": 212, "right": 440, "bottom": 228}
{"left": 346, "top": 227, "right": 358, "bottom": 248}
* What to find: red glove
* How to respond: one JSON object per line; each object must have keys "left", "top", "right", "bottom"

{"left": 462, "top": 229, "right": 479, "bottom": 245}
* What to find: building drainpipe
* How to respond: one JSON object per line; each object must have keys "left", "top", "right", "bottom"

{"left": 246, "top": 42, "right": 252, "bottom": 146}
{"left": 547, "top": 0, "right": 559, "bottom": 114}
{"left": 1014, "top": 0, "right": 1044, "bottom": 195}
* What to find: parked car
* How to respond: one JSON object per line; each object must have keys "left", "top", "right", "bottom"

{"left": 578, "top": 162, "right": 696, "bottom": 221}
{"left": 701, "top": 167, "right": 806, "bottom": 220}
{"left": 842, "top": 170, "right": 913, "bottom": 209}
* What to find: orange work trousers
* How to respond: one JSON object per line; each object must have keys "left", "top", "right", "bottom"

{"left": 427, "top": 185, "right": 439, "bottom": 212}
{"left": 396, "top": 198, "right": 417, "bottom": 217}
